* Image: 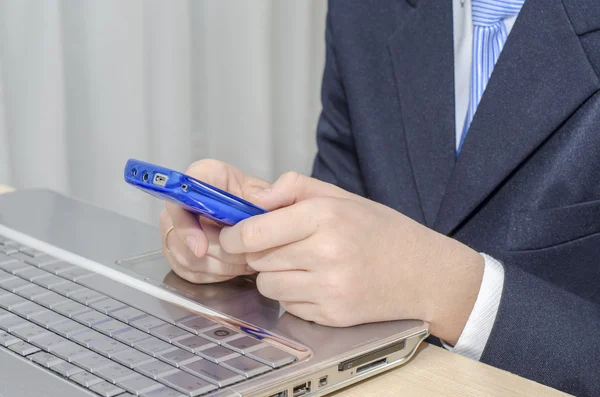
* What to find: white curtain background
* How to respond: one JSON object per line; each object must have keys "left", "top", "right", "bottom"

{"left": 0, "top": 0, "right": 327, "bottom": 225}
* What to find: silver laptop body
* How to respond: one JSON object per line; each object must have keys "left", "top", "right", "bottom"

{"left": 0, "top": 189, "right": 429, "bottom": 397}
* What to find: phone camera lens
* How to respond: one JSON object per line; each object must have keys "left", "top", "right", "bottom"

{"left": 132, "top": 169, "right": 137, "bottom": 177}
{"left": 143, "top": 173, "right": 149, "bottom": 182}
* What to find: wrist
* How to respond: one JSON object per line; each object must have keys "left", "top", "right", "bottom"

{"left": 427, "top": 238, "right": 484, "bottom": 344}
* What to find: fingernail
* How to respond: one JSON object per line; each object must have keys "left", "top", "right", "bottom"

{"left": 245, "top": 265, "right": 255, "bottom": 274}
{"left": 186, "top": 236, "right": 198, "bottom": 256}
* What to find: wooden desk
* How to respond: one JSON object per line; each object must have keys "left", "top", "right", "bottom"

{"left": 0, "top": 184, "right": 569, "bottom": 396}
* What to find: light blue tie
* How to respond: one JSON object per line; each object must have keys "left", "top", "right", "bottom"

{"left": 457, "top": 0, "right": 525, "bottom": 155}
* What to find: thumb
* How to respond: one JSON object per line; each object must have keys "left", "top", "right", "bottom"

{"left": 249, "top": 171, "right": 356, "bottom": 210}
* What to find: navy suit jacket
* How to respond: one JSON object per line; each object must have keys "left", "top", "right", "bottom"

{"left": 311, "top": 0, "right": 600, "bottom": 395}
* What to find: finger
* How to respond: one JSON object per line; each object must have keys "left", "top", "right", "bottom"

{"left": 220, "top": 201, "right": 317, "bottom": 254}
{"left": 165, "top": 202, "right": 209, "bottom": 257}
{"left": 256, "top": 271, "right": 314, "bottom": 302}
{"left": 162, "top": 210, "right": 252, "bottom": 277}
{"left": 162, "top": 216, "right": 203, "bottom": 270}
{"left": 250, "top": 171, "right": 355, "bottom": 210}
{"left": 169, "top": 259, "right": 238, "bottom": 284}
{"left": 185, "top": 159, "right": 271, "bottom": 205}
{"left": 280, "top": 301, "right": 320, "bottom": 323}
{"left": 166, "top": 229, "right": 252, "bottom": 277}
{"left": 246, "top": 243, "right": 313, "bottom": 272}
{"left": 200, "top": 218, "right": 247, "bottom": 265}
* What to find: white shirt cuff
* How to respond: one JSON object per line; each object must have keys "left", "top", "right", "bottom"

{"left": 442, "top": 253, "right": 505, "bottom": 361}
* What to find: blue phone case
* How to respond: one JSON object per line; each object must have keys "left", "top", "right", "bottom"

{"left": 124, "top": 159, "right": 267, "bottom": 226}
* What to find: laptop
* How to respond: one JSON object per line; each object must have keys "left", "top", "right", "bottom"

{"left": 0, "top": 189, "right": 429, "bottom": 397}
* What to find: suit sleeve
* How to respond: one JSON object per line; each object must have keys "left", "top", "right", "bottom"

{"left": 482, "top": 262, "right": 600, "bottom": 396}
{"left": 310, "top": 7, "right": 366, "bottom": 197}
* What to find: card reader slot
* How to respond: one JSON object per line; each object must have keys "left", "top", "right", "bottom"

{"left": 338, "top": 340, "right": 405, "bottom": 372}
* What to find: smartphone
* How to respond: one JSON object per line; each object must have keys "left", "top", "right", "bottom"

{"left": 124, "top": 159, "right": 267, "bottom": 226}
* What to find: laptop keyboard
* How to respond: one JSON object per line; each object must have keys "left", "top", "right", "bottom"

{"left": 0, "top": 236, "right": 296, "bottom": 396}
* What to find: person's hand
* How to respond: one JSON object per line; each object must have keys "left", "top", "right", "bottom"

{"left": 159, "top": 159, "right": 273, "bottom": 284}
{"left": 219, "top": 172, "right": 485, "bottom": 344}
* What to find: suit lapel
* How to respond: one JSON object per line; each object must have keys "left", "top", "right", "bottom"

{"left": 388, "top": 1, "right": 456, "bottom": 227}
{"left": 434, "top": 0, "right": 600, "bottom": 235}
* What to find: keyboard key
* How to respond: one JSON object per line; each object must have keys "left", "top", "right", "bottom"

{"left": 222, "top": 335, "right": 265, "bottom": 354}
{"left": 0, "top": 270, "right": 17, "bottom": 282}
{"left": 12, "top": 322, "right": 51, "bottom": 342}
{"left": 150, "top": 324, "right": 190, "bottom": 343}
{"left": 31, "top": 333, "right": 69, "bottom": 352}
{"left": 73, "top": 309, "right": 111, "bottom": 327}
{"left": 0, "top": 313, "right": 28, "bottom": 332}
{"left": 135, "top": 337, "right": 173, "bottom": 357}
{"left": 200, "top": 327, "right": 239, "bottom": 344}
{"left": 196, "top": 345, "right": 240, "bottom": 363}
{"left": 96, "top": 363, "right": 137, "bottom": 383}
{"left": 0, "top": 277, "right": 32, "bottom": 292}
{"left": 19, "top": 247, "right": 45, "bottom": 258}
{"left": 131, "top": 315, "right": 168, "bottom": 333}
{"left": 50, "top": 319, "right": 87, "bottom": 338}
{"left": 33, "top": 274, "right": 68, "bottom": 289}
{"left": 15, "top": 267, "right": 50, "bottom": 281}
{"left": 178, "top": 316, "right": 218, "bottom": 335}
{"left": 181, "top": 359, "right": 244, "bottom": 387}
{"left": 71, "top": 329, "right": 106, "bottom": 348}
{"left": 12, "top": 301, "right": 47, "bottom": 319}
{"left": 56, "top": 267, "right": 95, "bottom": 281}
{"left": 193, "top": 390, "right": 238, "bottom": 397}
{"left": 173, "top": 335, "right": 215, "bottom": 353}
{"left": 90, "top": 338, "right": 130, "bottom": 358}
{"left": 53, "top": 300, "right": 91, "bottom": 318}
{"left": 110, "top": 306, "right": 146, "bottom": 323}
{"left": 70, "top": 288, "right": 106, "bottom": 305}
{"left": 0, "top": 246, "right": 18, "bottom": 255}
{"left": 30, "top": 351, "right": 63, "bottom": 367}
{"left": 39, "top": 261, "right": 76, "bottom": 274}
{"left": 11, "top": 253, "right": 59, "bottom": 267}
{"left": 0, "top": 307, "right": 11, "bottom": 319}
{"left": 70, "top": 370, "right": 105, "bottom": 387}
{"left": 30, "top": 310, "right": 68, "bottom": 328}
{"left": 159, "top": 370, "right": 217, "bottom": 396}
{"left": 117, "top": 374, "right": 163, "bottom": 395}
{"left": 0, "top": 260, "right": 31, "bottom": 274}
{"left": 93, "top": 319, "right": 131, "bottom": 336}
{"left": 0, "top": 252, "right": 18, "bottom": 262}
{"left": 0, "top": 330, "right": 20, "bottom": 346}
{"left": 221, "top": 355, "right": 270, "bottom": 378}
{"left": 136, "top": 359, "right": 178, "bottom": 380}
{"left": 158, "top": 347, "right": 201, "bottom": 367}
{"left": 14, "top": 284, "right": 51, "bottom": 300}
{"left": 33, "top": 291, "right": 69, "bottom": 308}
{"left": 53, "top": 341, "right": 94, "bottom": 362}
{"left": 90, "top": 298, "right": 127, "bottom": 314}
{"left": 113, "top": 348, "right": 156, "bottom": 369}
{"left": 8, "top": 340, "right": 41, "bottom": 356}
{"left": 74, "top": 353, "right": 115, "bottom": 373}
{"left": 247, "top": 346, "right": 296, "bottom": 368}
{"left": 51, "top": 281, "right": 86, "bottom": 297}
{"left": 50, "top": 360, "right": 85, "bottom": 377}
{"left": 114, "top": 327, "right": 152, "bottom": 346}
{"left": 141, "top": 386, "right": 187, "bottom": 397}
{"left": 90, "top": 381, "right": 126, "bottom": 397}
{"left": 0, "top": 293, "right": 29, "bottom": 310}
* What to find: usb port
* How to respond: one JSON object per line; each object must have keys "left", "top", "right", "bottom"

{"left": 293, "top": 381, "right": 311, "bottom": 396}
{"left": 319, "top": 376, "right": 328, "bottom": 387}
{"left": 152, "top": 173, "right": 168, "bottom": 187}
